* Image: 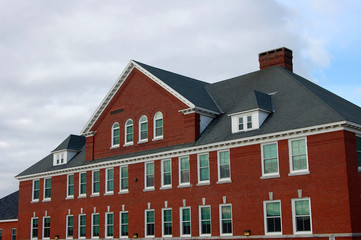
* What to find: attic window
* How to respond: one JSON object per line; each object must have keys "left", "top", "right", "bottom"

{"left": 230, "top": 110, "right": 270, "bottom": 134}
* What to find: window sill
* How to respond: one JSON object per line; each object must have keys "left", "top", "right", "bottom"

{"left": 288, "top": 170, "right": 310, "bottom": 176}
{"left": 31, "top": 199, "right": 39, "bottom": 203}
{"left": 137, "top": 139, "right": 148, "bottom": 144}
{"left": 260, "top": 174, "right": 280, "bottom": 179}
{"left": 123, "top": 142, "right": 134, "bottom": 147}
{"left": 358, "top": 167, "right": 361, "bottom": 172}
{"left": 220, "top": 233, "right": 233, "bottom": 237}
{"left": 152, "top": 136, "right": 163, "bottom": 141}
{"left": 118, "top": 190, "right": 129, "bottom": 194}
{"left": 90, "top": 193, "right": 100, "bottom": 197}
{"left": 104, "top": 192, "right": 114, "bottom": 196}
{"left": 217, "top": 179, "right": 232, "bottom": 184}
{"left": 160, "top": 186, "right": 172, "bottom": 190}
{"left": 178, "top": 184, "right": 191, "bottom": 188}
{"left": 78, "top": 195, "right": 86, "bottom": 199}
{"left": 42, "top": 198, "right": 51, "bottom": 202}
{"left": 110, "top": 145, "right": 119, "bottom": 149}
{"left": 294, "top": 231, "right": 313, "bottom": 235}
{"left": 65, "top": 196, "right": 74, "bottom": 200}
{"left": 265, "top": 232, "right": 283, "bottom": 236}
{"left": 196, "top": 182, "right": 210, "bottom": 186}
{"left": 143, "top": 188, "right": 155, "bottom": 192}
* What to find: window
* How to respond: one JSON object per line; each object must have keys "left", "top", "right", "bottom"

{"left": 220, "top": 204, "right": 232, "bottom": 235}
{"left": 66, "top": 215, "right": 73, "bottom": 238}
{"left": 78, "top": 214, "right": 86, "bottom": 238}
{"left": 145, "top": 210, "right": 155, "bottom": 237}
{"left": 247, "top": 115, "right": 252, "bottom": 129}
{"left": 199, "top": 206, "right": 211, "bottom": 236}
{"left": 106, "top": 168, "right": 114, "bottom": 194}
{"left": 154, "top": 111, "right": 163, "bottom": 139}
{"left": 180, "top": 207, "right": 191, "bottom": 236}
{"left": 289, "top": 138, "right": 308, "bottom": 174}
{"left": 111, "top": 122, "right": 120, "bottom": 147}
{"left": 44, "top": 178, "right": 51, "bottom": 200}
{"left": 218, "top": 150, "right": 231, "bottom": 181}
{"left": 179, "top": 156, "right": 190, "bottom": 186}
{"left": 43, "top": 217, "right": 50, "bottom": 239}
{"left": 32, "top": 179, "right": 40, "bottom": 201}
{"left": 261, "top": 143, "right": 279, "bottom": 177}
{"left": 264, "top": 200, "right": 282, "bottom": 234}
{"left": 125, "top": 119, "right": 133, "bottom": 145}
{"left": 238, "top": 117, "right": 244, "bottom": 131}
{"left": 292, "top": 198, "right": 312, "bottom": 234}
{"left": 120, "top": 166, "right": 128, "bottom": 192}
{"left": 139, "top": 115, "right": 148, "bottom": 142}
{"left": 105, "top": 212, "right": 114, "bottom": 238}
{"left": 145, "top": 162, "right": 154, "bottom": 189}
{"left": 92, "top": 213, "right": 100, "bottom": 238}
{"left": 198, "top": 153, "right": 210, "bottom": 184}
{"left": 92, "top": 170, "right": 100, "bottom": 195}
{"left": 79, "top": 172, "right": 87, "bottom": 196}
{"left": 357, "top": 135, "right": 361, "bottom": 168}
{"left": 11, "top": 228, "right": 16, "bottom": 240}
{"left": 120, "top": 211, "right": 129, "bottom": 238}
{"left": 67, "top": 175, "right": 74, "bottom": 198}
{"left": 0, "top": 229, "right": 2, "bottom": 240}
{"left": 162, "top": 159, "right": 172, "bottom": 188}
{"left": 162, "top": 209, "right": 172, "bottom": 237}
{"left": 31, "top": 218, "right": 38, "bottom": 239}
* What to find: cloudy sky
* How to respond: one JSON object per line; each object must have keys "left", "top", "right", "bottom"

{"left": 1, "top": 0, "right": 360, "bottom": 197}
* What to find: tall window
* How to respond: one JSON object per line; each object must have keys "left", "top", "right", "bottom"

{"left": 79, "top": 172, "right": 87, "bottom": 196}
{"left": 162, "top": 209, "right": 172, "bottom": 237}
{"left": 180, "top": 207, "right": 191, "bottom": 236}
{"left": 32, "top": 179, "right": 40, "bottom": 201}
{"left": 125, "top": 119, "right": 133, "bottom": 145}
{"left": 105, "top": 212, "right": 114, "bottom": 238}
{"left": 154, "top": 111, "right": 163, "bottom": 139}
{"left": 220, "top": 204, "right": 232, "bottom": 235}
{"left": 43, "top": 217, "right": 50, "bottom": 239}
{"left": 79, "top": 214, "right": 86, "bottom": 238}
{"left": 0, "top": 229, "right": 2, "bottom": 240}
{"left": 92, "top": 170, "right": 100, "bottom": 195}
{"left": 198, "top": 153, "right": 210, "bottom": 183}
{"left": 106, "top": 168, "right": 114, "bottom": 194}
{"left": 145, "top": 162, "right": 154, "bottom": 189}
{"left": 264, "top": 200, "right": 282, "bottom": 234}
{"left": 111, "top": 122, "right": 120, "bottom": 147}
{"left": 67, "top": 174, "right": 74, "bottom": 197}
{"left": 162, "top": 159, "right": 172, "bottom": 187}
{"left": 199, "top": 206, "right": 211, "bottom": 236}
{"left": 139, "top": 115, "right": 148, "bottom": 142}
{"left": 66, "top": 215, "right": 74, "bottom": 238}
{"left": 179, "top": 156, "right": 190, "bottom": 185}
{"left": 11, "top": 229, "right": 16, "bottom": 240}
{"left": 120, "top": 211, "right": 129, "bottom": 237}
{"left": 44, "top": 178, "right": 51, "bottom": 200}
{"left": 120, "top": 166, "right": 129, "bottom": 192}
{"left": 92, "top": 213, "right": 99, "bottom": 238}
{"left": 145, "top": 210, "right": 155, "bottom": 237}
{"left": 290, "top": 138, "right": 308, "bottom": 173}
{"left": 292, "top": 198, "right": 312, "bottom": 234}
{"left": 357, "top": 136, "right": 361, "bottom": 168}
{"left": 31, "top": 218, "right": 38, "bottom": 239}
{"left": 218, "top": 150, "right": 231, "bottom": 181}
{"left": 262, "top": 143, "right": 279, "bottom": 177}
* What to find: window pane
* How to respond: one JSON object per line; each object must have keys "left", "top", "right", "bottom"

{"left": 147, "top": 163, "right": 154, "bottom": 174}
{"left": 200, "top": 168, "right": 209, "bottom": 181}
{"left": 266, "top": 202, "right": 280, "bottom": 216}
{"left": 199, "top": 155, "right": 209, "bottom": 167}
{"left": 181, "top": 157, "right": 189, "bottom": 169}
{"left": 295, "top": 200, "right": 310, "bottom": 215}
{"left": 356, "top": 136, "right": 361, "bottom": 151}
{"left": 163, "top": 160, "right": 171, "bottom": 172}
{"left": 220, "top": 165, "right": 230, "bottom": 178}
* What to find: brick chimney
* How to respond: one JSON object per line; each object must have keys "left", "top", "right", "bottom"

{"left": 259, "top": 47, "right": 293, "bottom": 72}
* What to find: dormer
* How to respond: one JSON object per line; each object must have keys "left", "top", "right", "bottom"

{"left": 51, "top": 134, "right": 85, "bottom": 166}
{"left": 229, "top": 91, "right": 273, "bottom": 133}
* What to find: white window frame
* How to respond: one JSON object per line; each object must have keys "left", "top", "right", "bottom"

{"left": 91, "top": 213, "right": 100, "bottom": 238}
{"left": 78, "top": 214, "right": 86, "bottom": 239}
{"left": 79, "top": 172, "right": 87, "bottom": 197}
{"left": 261, "top": 142, "right": 280, "bottom": 178}
{"left": 105, "top": 168, "right": 114, "bottom": 194}
{"left": 263, "top": 200, "right": 282, "bottom": 235}
{"left": 43, "top": 178, "right": 51, "bottom": 201}
{"left": 199, "top": 205, "right": 211, "bottom": 236}
{"left": 105, "top": 212, "right": 114, "bottom": 238}
{"left": 161, "top": 159, "right": 172, "bottom": 189}
{"left": 289, "top": 138, "right": 309, "bottom": 175}
{"left": 138, "top": 115, "right": 148, "bottom": 143}
{"left": 30, "top": 217, "right": 38, "bottom": 239}
{"left": 119, "top": 211, "right": 129, "bottom": 238}
{"left": 124, "top": 119, "right": 134, "bottom": 146}
{"left": 144, "top": 162, "right": 155, "bottom": 190}
{"left": 11, "top": 228, "right": 16, "bottom": 240}
{"left": 292, "top": 198, "right": 312, "bottom": 234}
{"left": 111, "top": 122, "right": 120, "bottom": 148}
{"left": 153, "top": 111, "right": 164, "bottom": 140}
{"left": 162, "top": 208, "right": 172, "bottom": 237}
{"left": 42, "top": 216, "right": 50, "bottom": 239}
{"left": 219, "top": 204, "right": 233, "bottom": 236}
{"left": 119, "top": 166, "right": 129, "bottom": 193}
{"left": 92, "top": 170, "right": 100, "bottom": 196}
{"left": 32, "top": 179, "right": 40, "bottom": 202}
{"left": 66, "top": 215, "right": 74, "bottom": 239}
{"left": 178, "top": 156, "right": 190, "bottom": 187}
{"left": 217, "top": 150, "right": 231, "bottom": 182}
{"left": 179, "top": 207, "right": 191, "bottom": 237}
{"left": 145, "top": 209, "right": 155, "bottom": 238}
{"left": 197, "top": 153, "right": 210, "bottom": 185}
{"left": 67, "top": 174, "right": 74, "bottom": 198}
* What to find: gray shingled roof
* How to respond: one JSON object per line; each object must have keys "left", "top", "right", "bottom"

{"left": 0, "top": 191, "right": 18, "bottom": 220}
{"left": 52, "top": 134, "right": 85, "bottom": 152}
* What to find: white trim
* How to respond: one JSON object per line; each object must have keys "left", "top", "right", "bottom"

{"left": 219, "top": 204, "right": 233, "bottom": 236}
{"left": 197, "top": 153, "right": 210, "bottom": 185}
{"left": 161, "top": 159, "right": 172, "bottom": 188}
{"left": 91, "top": 170, "right": 100, "bottom": 196}
{"left": 289, "top": 137, "right": 309, "bottom": 175}
{"left": 217, "top": 150, "right": 231, "bottom": 182}
{"left": 0, "top": 219, "right": 17, "bottom": 223}
{"left": 119, "top": 211, "right": 129, "bottom": 238}
{"left": 105, "top": 168, "right": 114, "bottom": 194}
{"left": 144, "top": 161, "right": 155, "bottom": 190}
{"left": 105, "top": 212, "right": 114, "bottom": 238}
{"left": 292, "top": 197, "right": 312, "bottom": 234}
{"left": 199, "top": 205, "right": 211, "bottom": 236}
{"left": 66, "top": 215, "right": 74, "bottom": 239}
{"left": 91, "top": 213, "right": 100, "bottom": 238}
{"left": 145, "top": 209, "right": 155, "bottom": 238}
{"left": 261, "top": 142, "right": 280, "bottom": 178}
{"left": 263, "top": 200, "right": 282, "bottom": 235}
{"left": 78, "top": 214, "right": 86, "bottom": 239}
{"left": 179, "top": 207, "right": 191, "bottom": 237}
{"left": 228, "top": 107, "right": 272, "bottom": 116}
{"left": 178, "top": 156, "right": 190, "bottom": 187}
{"left": 162, "top": 208, "right": 173, "bottom": 237}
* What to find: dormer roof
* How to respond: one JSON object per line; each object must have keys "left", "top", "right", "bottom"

{"left": 52, "top": 134, "right": 85, "bottom": 153}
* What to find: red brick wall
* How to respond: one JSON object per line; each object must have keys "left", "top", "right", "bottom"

{"left": 0, "top": 221, "right": 17, "bottom": 240}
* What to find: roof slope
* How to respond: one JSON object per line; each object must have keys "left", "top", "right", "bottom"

{"left": 52, "top": 134, "right": 85, "bottom": 152}
{"left": 0, "top": 191, "right": 18, "bottom": 220}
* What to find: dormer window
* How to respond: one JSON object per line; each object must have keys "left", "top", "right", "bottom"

{"left": 51, "top": 134, "right": 85, "bottom": 166}
{"left": 230, "top": 110, "right": 270, "bottom": 133}
{"left": 247, "top": 116, "right": 252, "bottom": 129}
{"left": 53, "top": 151, "right": 67, "bottom": 166}
{"left": 238, "top": 117, "right": 244, "bottom": 131}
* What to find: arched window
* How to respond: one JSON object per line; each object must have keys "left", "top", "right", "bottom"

{"left": 139, "top": 115, "right": 148, "bottom": 142}
{"left": 153, "top": 112, "right": 163, "bottom": 139}
{"left": 125, "top": 119, "right": 133, "bottom": 145}
{"left": 111, "top": 122, "right": 120, "bottom": 147}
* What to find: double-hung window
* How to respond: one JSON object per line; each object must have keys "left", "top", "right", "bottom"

{"left": 180, "top": 207, "right": 191, "bottom": 237}
{"left": 264, "top": 200, "right": 282, "bottom": 234}
{"left": 106, "top": 168, "right": 114, "bottom": 194}
{"left": 79, "top": 172, "right": 87, "bottom": 197}
{"left": 32, "top": 179, "right": 40, "bottom": 202}
{"left": 218, "top": 150, "right": 231, "bottom": 182}
{"left": 105, "top": 212, "right": 114, "bottom": 238}
{"left": 289, "top": 138, "right": 309, "bottom": 174}
{"left": 198, "top": 153, "right": 210, "bottom": 184}
{"left": 11, "top": 229, "right": 16, "bottom": 240}
{"left": 66, "top": 215, "right": 73, "bottom": 238}
{"left": 120, "top": 166, "right": 128, "bottom": 192}
{"left": 92, "top": 213, "right": 99, "bottom": 238}
{"left": 125, "top": 119, "right": 133, "bottom": 145}
{"left": 357, "top": 135, "right": 361, "bottom": 169}
{"left": 145, "top": 210, "right": 155, "bottom": 237}
{"left": 111, "top": 122, "right": 120, "bottom": 147}
{"left": 78, "top": 214, "right": 86, "bottom": 239}
{"left": 92, "top": 170, "right": 100, "bottom": 195}
{"left": 139, "top": 115, "right": 148, "bottom": 142}
{"left": 292, "top": 198, "right": 312, "bottom": 234}
{"left": 31, "top": 217, "right": 38, "bottom": 239}
{"left": 67, "top": 174, "right": 74, "bottom": 198}
{"left": 43, "top": 217, "right": 50, "bottom": 239}
{"left": 154, "top": 111, "right": 163, "bottom": 139}
{"left": 145, "top": 162, "right": 154, "bottom": 189}
{"left": 120, "top": 211, "right": 129, "bottom": 238}
{"left": 44, "top": 178, "right": 51, "bottom": 200}
{"left": 220, "top": 204, "right": 232, "bottom": 235}
{"left": 261, "top": 143, "right": 279, "bottom": 177}
{"left": 161, "top": 159, "right": 172, "bottom": 188}
{"left": 199, "top": 206, "right": 211, "bottom": 236}
{"left": 179, "top": 156, "right": 190, "bottom": 186}
{"left": 162, "top": 208, "right": 172, "bottom": 237}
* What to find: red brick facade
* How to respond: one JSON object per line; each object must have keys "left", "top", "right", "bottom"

{"left": 0, "top": 221, "right": 17, "bottom": 240}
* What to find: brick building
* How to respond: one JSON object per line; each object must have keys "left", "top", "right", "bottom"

{"left": 10, "top": 47, "right": 361, "bottom": 239}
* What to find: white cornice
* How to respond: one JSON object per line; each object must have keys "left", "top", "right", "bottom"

{"left": 0, "top": 219, "right": 17, "bottom": 223}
